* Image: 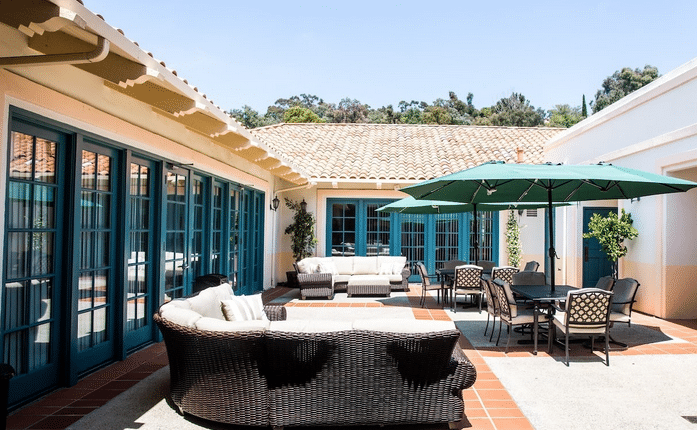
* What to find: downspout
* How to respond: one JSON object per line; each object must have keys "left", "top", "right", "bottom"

{"left": 0, "top": 35, "right": 109, "bottom": 67}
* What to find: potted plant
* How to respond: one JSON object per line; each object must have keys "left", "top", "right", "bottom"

{"left": 505, "top": 210, "right": 522, "bottom": 268}
{"left": 583, "top": 208, "right": 639, "bottom": 278}
{"left": 284, "top": 198, "right": 317, "bottom": 287}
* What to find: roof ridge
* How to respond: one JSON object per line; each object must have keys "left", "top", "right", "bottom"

{"left": 260, "top": 123, "right": 563, "bottom": 131}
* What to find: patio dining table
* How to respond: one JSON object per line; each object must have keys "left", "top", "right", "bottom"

{"left": 510, "top": 284, "right": 577, "bottom": 354}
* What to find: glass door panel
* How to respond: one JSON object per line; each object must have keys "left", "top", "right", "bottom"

{"left": 435, "top": 215, "right": 459, "bottom": 270}
{"left": 400, "top": 214, "right": 426, "bottom": 277}
{"left": 210, "top": 181, "right": 223, "bottom": 275}
{"left": 366, "top": 203, "right": 390, "bottom": 256}
{"left": 228, "top": 187, "right": 240, "bottom": 291}
{"left": 124, "top": 159, "right": 156, "bottom": 350}
{"left": 3, "top": 127, "right": 64, "bottom": 405}
{"left": 191, "top": 176, "right": 206, "bottom": 278}
{"left": 75, "top": 144, "right": 118, "bottom": 374}
{"left": 330, "top": 203, "right": 356, "bottom": 256}
{"left": 164, "top": 167, "right": 190, "bottom": 301}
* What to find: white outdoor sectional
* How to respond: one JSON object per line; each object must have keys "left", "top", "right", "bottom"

{"left": 293, "top": 256, "right": 411, "bottom": 299}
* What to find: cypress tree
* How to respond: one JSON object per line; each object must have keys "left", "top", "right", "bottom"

{"left": 581, "top": 94, "right": 588, "bottom": 117}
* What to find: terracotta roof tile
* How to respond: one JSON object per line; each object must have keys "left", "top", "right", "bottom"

{"left": 252, "top": 123, "right": 564, "bottom": 181}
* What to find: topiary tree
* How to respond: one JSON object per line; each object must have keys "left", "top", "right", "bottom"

{"left": 505, "top": 210, "right": 522, "bottom": 268}
{"left": 284, "top": 198, "right": 317, "bottom": 261}
{"left": 582, "top": 209, "right": 639, "bottom": 278}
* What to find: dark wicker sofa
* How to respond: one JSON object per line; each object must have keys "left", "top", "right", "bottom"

{"left": 155, "top": 286, "right": 477, "bottom": 429}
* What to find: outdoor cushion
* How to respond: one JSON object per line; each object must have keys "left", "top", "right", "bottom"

{"left": 269, "top": 319, "right": 353, "bottom": 333}
{"left": 296, "top": 258, "right": 320, "bottom": 274}
{"left": 353, "top": 318, "right": 456, "bottom": 334}
{"left": 187, "top": 288, "right": 226, "bottom": 320}
{"left": 318, "top": 260, "right": 339, "bottom": 275}
{"left": 378, "top": 263, "right": 393, "bottom": 275}
{"left": 384, "top": 274, "right": 403, "bottom": 283}
{"left": 348, "top": 275, "right": 390, "bottom": 286}
{"left": 331, "top": 257, "right": 354, "bottom": 274}
{"left": 221, "top": 294, "right": 267, "bottom": 321}
{"left": 160, "top": 306, "right": 201, "bottom": 328}
{"left": 553, "top": 312, "right": 607, "bottom": 333}
{"left": 332, "top": 274, "right": 352, "bottom": 284}
{"left": 353, "top": 256, "right": 379, "bottom": 275}
{"left": 195, "top": 317, "right": 269, "bottom": 332}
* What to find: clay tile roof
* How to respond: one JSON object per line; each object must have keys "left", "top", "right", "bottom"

{"left": 252, "top": 123, "right": 565, "bottom": 181}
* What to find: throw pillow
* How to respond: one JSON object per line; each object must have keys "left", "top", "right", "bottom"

{"left": 392, "top": 262, "right": 405, "bottom": 275}
{"left": 238, "top": 294, "right": 267, "bottom": 320}
{"left": 378, "top": 263, "right": 393, "bottom": 275}
{"left": 221, "top": 298, "right": 252, "bottom": 321}
{"left": 221, "top": 294, "right": 267, "bottom": 321}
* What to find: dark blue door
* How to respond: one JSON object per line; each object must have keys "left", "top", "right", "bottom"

{"left": 582, "top": 207, "right": 615, "bottom": 288}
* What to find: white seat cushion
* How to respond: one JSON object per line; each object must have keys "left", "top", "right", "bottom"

{"left": 195, "top": 317, "right": 269, "bottom": 332}
{"left": 332, "top": 274, "right": 352, "bottom": 284}
{"left": 553, "top": 312, "right": 608, "bottom": 333}
{"left": 352, "top": 318, "right": 456, "bottom": 334}
{"left": 610, "top": 312, "right": 631, "bottom": 323}
{"left": 347, "top": 275, "right": 390, "bottom": 286}
{"left": 269, "top": 319, "right": 353, "bottom": 333}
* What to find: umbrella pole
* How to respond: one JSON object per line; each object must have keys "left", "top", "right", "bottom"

{"left": 473, "top": 203, "right": 479, "bottom": 264}
{"left": 547, "top": 188, "right": 555, "bottom": 291}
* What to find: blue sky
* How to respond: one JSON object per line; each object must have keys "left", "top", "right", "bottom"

{"left": 87, "top": 0, "right": 697, "bottom": 114}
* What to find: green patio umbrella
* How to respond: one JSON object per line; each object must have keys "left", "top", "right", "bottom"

{"left": 376, "top": 196, "right": 568, "bottom": 264}
{"left": 401, "top": 161, "right": 697, "bottom": 289}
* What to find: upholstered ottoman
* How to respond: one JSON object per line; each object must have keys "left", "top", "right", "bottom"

{"left": 347, "top": 275, "right": 391, "bottom": 297}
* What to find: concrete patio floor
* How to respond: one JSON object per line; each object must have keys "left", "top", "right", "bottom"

{"left": 7, "top": 285, "right": 697, "bottom": 430}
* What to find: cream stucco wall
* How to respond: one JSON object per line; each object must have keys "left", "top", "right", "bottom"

{"left": 545, "top": 56, "right": 697, "bottom": 319}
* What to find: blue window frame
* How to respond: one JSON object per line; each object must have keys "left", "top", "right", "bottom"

{"left": 2, "top": 108, "right": 268, "bottom": 407}
{"left": 326, "top": 199, "right": 499, "bottom": 280}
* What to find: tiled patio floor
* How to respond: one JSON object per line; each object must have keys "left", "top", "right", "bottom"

{"left": 7, "top": 285, "right": 697, "bottom": 430}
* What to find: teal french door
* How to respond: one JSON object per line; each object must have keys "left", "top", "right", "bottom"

{"left": 124, "top": 157, "right": 158, "bottom": 351}
{"left": 326, "top": 199, "right": 499, "bottom": 282}
{"left": 73, "top": 141, "right": 120, "bottom": 375}
{"left": 582, "top": 207, "right": 615, "bottom": 288}
{"left": 163, "top": 166, "right": 191, "bottom": 300}
{"left": 3, "top": 121, "right": 66, "bottom": 405}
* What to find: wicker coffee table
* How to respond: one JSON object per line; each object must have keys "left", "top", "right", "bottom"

{"left": 347, "top": 275, "right": 391, "bottom": 297}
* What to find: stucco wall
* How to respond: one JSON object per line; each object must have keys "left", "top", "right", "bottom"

{"left": 545, "top": 57, "right": 697, "bottom": 318}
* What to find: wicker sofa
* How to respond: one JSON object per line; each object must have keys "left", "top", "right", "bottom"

{"left": 294, "top": 255, "right": 411, "bottom": 299}
{"left": 154, "top": 285, "right": 477, "bottom": 429}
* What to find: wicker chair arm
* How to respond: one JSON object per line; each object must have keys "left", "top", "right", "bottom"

{"left": 400, "top": 265, "right": 411, "bottom": 278}
{"left": 263, "top": 305, "right": 287, "bottom": 321}
{"left": 297, "top": 272, "right": 332, "bottom": 285}
{"left": 450, "top": 346, "right": 478, "bottom": 391}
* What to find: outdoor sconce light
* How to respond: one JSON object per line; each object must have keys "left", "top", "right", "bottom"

{"left": 300, "top": 198, "right": 307, "bottom": 212}
{"left": 270, "top": 195, "right": 280, "bottom": 211}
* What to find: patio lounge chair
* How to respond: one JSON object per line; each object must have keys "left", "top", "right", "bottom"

{"left": 551, "top": 288, "right": 614, "bottom": 366}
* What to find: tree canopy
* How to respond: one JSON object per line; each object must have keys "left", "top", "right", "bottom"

{"left": 591, "top": 65, "right": 660, "bottom": 114}
{"left": 226, "top": 64, "right": 660, "bottom": 129}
